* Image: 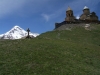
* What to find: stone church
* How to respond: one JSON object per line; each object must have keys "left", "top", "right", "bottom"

{"left": 65, "top": 6, "right": 99, "bottom": 22}
{"left": 55, "top": 6, "right": 100, "bottom": 29}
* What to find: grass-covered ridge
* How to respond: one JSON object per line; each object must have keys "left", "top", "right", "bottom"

{"left": 0, "top": 24, "right": 100, "bottom": 75}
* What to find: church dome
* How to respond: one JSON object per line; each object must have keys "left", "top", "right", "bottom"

{"left": 67, "top": 7, "right": 72, "bottom": 11}
{"left": 83, "top": 6, "right": 89, "bottom": 10}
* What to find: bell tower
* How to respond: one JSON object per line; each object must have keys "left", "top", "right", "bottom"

{"left": 83, "top": 6, "right": 90, "bottom": 15}
{"left": 65, "top": 7, "right": 75, "bottom": 22}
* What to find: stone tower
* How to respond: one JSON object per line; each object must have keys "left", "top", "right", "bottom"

{"left": 65, "top": 7, "right": 75, "bottom": 22}
{"left": 83, "top": 6, "right": 90, "bottom": 15}
{"left": 80, "top": 6, "right": 98, "bottom": 21}
{"left": 79, "top": 6, "right": 90, "bottom": 20}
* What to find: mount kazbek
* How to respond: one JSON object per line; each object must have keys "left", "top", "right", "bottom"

{"left": 0, "top": 26, "right": 39, "bottom": 39}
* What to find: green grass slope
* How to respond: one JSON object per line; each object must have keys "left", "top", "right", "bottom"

{"left": 0, "top": 24, "right": 100, "bottom": 75}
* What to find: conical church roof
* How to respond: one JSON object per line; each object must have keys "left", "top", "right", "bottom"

{"left": 83, "top": 6, "right": 89, "bottom": 10}
{"left": 67, "top": 6, "right": 72, "bottom": 11}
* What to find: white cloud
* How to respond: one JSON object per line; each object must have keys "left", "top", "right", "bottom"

{"left": 41, "top": 14, "right": 55, "bottom": 22}
{"left": 41, "top": 14, "right": 50, "bottom": 22}
{"left": 0, "top": 0, "right": 51, "bottom": 18}
{"left": 0, "top": 0, "right": 99, "bottom": 20}
{"left": 0, "top": 0, "right": 27, "bottom": 18}
{"left": 76, "top": 15, "right": 80, "bottom": 19}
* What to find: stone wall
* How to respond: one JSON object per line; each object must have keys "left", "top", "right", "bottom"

{"left": 54, "top": 23, "right": 86, "bottom": 30}
{"left": 54, "top": 22, "right": 100, "bottom": 30}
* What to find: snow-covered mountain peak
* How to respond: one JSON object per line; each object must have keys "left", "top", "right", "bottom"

{"left": 0, "top": 25, "right": 39, "bottom": 39}
{"left": 6, "top": 25, "right": 26, "bottom": 35}
{"left": 14, "top": 25, "right": 20, "bottom": 28}
{"left": 10, "top": 25, "right": 23, "bottom": 31}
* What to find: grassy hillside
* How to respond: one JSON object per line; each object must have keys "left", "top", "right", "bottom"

{"left": 0, "top": 24, "right": 100, "bottom": 75}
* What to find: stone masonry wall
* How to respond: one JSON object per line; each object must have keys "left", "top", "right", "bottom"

{"left": 54, "top": 24, "right": 86, "bottom": 30}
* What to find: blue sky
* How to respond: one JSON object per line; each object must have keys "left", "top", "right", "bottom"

{"left": 0, "top": 0, "right": 100, "bottom": 34}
